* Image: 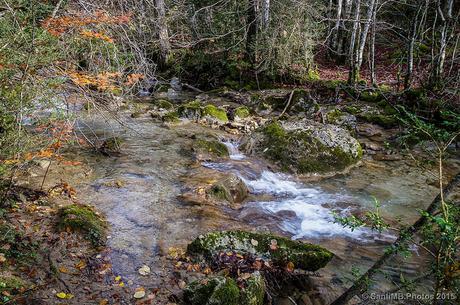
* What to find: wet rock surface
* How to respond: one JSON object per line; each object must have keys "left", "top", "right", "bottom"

{"left": 241, "top": 119, "right": 362, "bottom": 175}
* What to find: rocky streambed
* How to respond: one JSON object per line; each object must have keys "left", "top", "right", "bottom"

{"left": 34, "top": 87, "right": 459, "bottom": 304}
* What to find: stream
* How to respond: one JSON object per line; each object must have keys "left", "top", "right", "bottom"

{"left": 73, "top": 103, "right": 441, "bottom": 303}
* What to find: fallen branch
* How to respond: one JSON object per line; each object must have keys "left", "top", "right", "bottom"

{"left": 331, "top": 172, "right": 460, "bottom": 305}
{"left": 279, "top": 90, "right": 295, "bottom": 118}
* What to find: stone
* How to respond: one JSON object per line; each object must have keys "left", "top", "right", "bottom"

{"left": 207, "top": 173, "right": 248, "bottom": 204}
{"left": 187, "top": 230, "right": 333, "bottom": 271}
{"left": 241, "top": 119, "right": 362, "bottom": 174}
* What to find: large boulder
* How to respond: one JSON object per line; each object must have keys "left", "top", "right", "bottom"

{"left": 241, "top": 119, "right": 362, "bottom": 174}
{"left": 183, "top": 274, "right": 265, "bottom": 305}
{"left": 187, "top": 231, "right": 333, "bottom": 272}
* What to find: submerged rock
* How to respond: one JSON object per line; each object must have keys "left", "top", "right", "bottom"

{"left": 187, "top": 230, "right": 333, "bottom": 271}
{"left": 99, "top": 137, "right": 124, "bottom": 156}
{"left": 241, "top": 119, "right": 362, "bottom": 175}
{"left": 207, "top": 173, "right": 248, "bottom": 204}
{"left": 183, "top": 273, "right": 265, "bottom": 305}
{"left": 192, "top": 138, "right": 229, "bottom": 160}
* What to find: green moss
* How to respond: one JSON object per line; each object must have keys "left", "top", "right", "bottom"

{"left": 260, "top": 122, "right": 360, "bottom": 173}
{"left": 343, "top": 105, "right": 361, "bottom": 115}
{"left": 57, "top": 204, "right": 107, "bottom": 247}
{"left": 203, "top": 105, "right": 228, "bottom": 122}
{"left": 208, "top": 185, "right": 232, "bottom": 202}
{"left": 0, "top": 275, "right": 26, "bottom": 294}
{"left": 234, "top": 106, "right": 250, "bottom": 119}
{"left": 240, "top": 274, "right": 265, "bottom": 305}
{"left": 360, "top": 91, "right": 383, "bottom": 103}
{"left": 187, "top": 230, "right": 333, "bottom": 271}
{"left": 194, "top": 139, "right": 229, "bottom": 158}
{"left": 162, "top": 111, "right": 180, "bottom": 123}
{"left": 0, "top": 223, "right": 37, "bottom": 264}
{"left": 326, "top": 109, "right": 344, "bottom": 123}
{"left": 155, "top": 99, "right": 174, "bottom": 110}
{"left": 178, "top": 100, "right": 203, "bottom": 119}
{"left": 184, "top": 276, "right": 240, "bottom": 305}
{"left": 358, "top": 113, "right": 398, "bottom": 128}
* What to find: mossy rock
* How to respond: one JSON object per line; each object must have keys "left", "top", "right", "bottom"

{"left": 241, "top": 120, "right": 362, "bottom": 174}
{"left": 240, "top": 273, "right": 265, "bottom": 305}
{"left": 0, "top": 223, "right": 37, "bottom": 264}
{"left": 162, "top": 111, "right": 180, "bottom": 123}
{"left": 234, "top": 106, "right": 251, "bottom": 119}
{"left": 178, "top": 100, "right": 203, "bottom": 120}
{"left": 155, "top": 99, "right": 174, "bottom": 110}
{"left": 184, "top": 273, "right": 265, "bottom": 305}
{"left": 187, "top": 230, "right": 333, "bottom": 271}
{"left": 57, "top": 204, "right": 107, "bottom": 247}
{"left": 207, "top": 174, "right": 248, "bottom": 204}
{"left": 193, "top": 139, "right": 229, "bottom": 160}
{"left": 0, "top": 275, "right": 26, "bottom": 295}
{"left": 360, "top": 91, "right": 384, "bottom": 103}
{"left": 357, "top": 112, "right": 398, "bottom": 128}
{"left": 183, "top": 276, "right": 240, "bottom": 305}
{"left": 203, "top": 105, "right": 229, "bottom": 122}
{"left": 326, "top": 109, "right": 357, "bottom": 131}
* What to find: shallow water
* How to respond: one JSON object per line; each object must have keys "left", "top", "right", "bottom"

{"left": 72, "top": 106, "right": 443, "bottom": 300}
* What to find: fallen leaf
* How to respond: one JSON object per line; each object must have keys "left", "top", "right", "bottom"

{"left": 133, "top": 287, "right": 145, "bottom": 299}
{"left": 250, "top": 239, "right": 258, "bottom": 246}
{"left": 138, "top": 265, "right": 151, "bottom": 276}
{"left": 0, "top": 253, "right": 6, "bottom": 263}
{"left": 59, "top": 266, "right": 70, "bottom": 274}
{"left": 119, "top": 281, "right": 125, "bottom": 287}
{"left": 286, "top": 262, "right": 295, "bottom": 272}
{"left": 99, "top": 299, "right": 109, "bottom": 305}
{"left": 270, "top": 239, "right": 278, "bottom": 250}
{"left": 56, "top": 292, "right": 74, "bottom": 299}
{"left": 75, "top": 260, "right": 87, "bottom": 270}
{"left": 115, "top": 275, "right": 122, "bottom": 282}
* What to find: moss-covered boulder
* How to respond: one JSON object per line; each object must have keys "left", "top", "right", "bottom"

{"left": 184, "top": 276, "right": 240, "bottom": 305}
{"left": 234, "top": 106, "right": 251, "bottom": 119}
{"left": 203, "top": 105, "right": 229, "bottom": 122}
{"left": 187, "top": 231, "right": 333, "bottom": 271}
{"left": 241, "top": 120, "right": 362, "bottom": 174}
{"left": 161, "top": 111, "right": 180, "bottom": 123}
{"left": 207, "top": 173, "right": 248, "bottom": 204}
{"left": 183, "top": 274, "right": 265, "bottom": 305}
{"left": 192, "top": 138, "right": 229, "bottom": 160}
{"left": 326, "top": 109, "right": 357, "bottom": 131}
{"left": 155, "top": 99, "right": 174, "bottom": 110}
{"left": 57, "top": 204, "right": 107, "bottom": 247}
{"left": 178, "top": 100, "right": 203, "bottom": 120}
{"left": 357, "top": 112, "right": 397, "bottom": 128}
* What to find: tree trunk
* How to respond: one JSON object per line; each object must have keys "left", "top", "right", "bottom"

{"left": 369, "top": 1, "right": 377, "bottom": 86}
{"left": 404, "top": 5, "right": 422, "bottom": 89}
{"left": 328, "top": 0, "right": 343, "bottom": 59}
{"left": 336, "top": 0, "right": 353, "bottom": 63}
{"left": 331, "top": 172, "right": 460, "bottom": 305}
{"left": 155, "top": 0, "right": 171, "bottom": 66}
{"left": 246, "top": 0, "right": 258, "bottom": 64}
{"left": 431, "top": 0, "right": 454, "bottom": 87}
{"left": 262, "top": 0, "right": 270, "bottom": 28}
{"left": 355, "top": 0, "right": 375, "bottom": 77}
{"left": 348, "top": 0, "right": 361, "bottom": 85}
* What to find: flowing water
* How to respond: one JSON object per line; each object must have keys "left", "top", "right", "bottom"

{"left": 70, "top": 105, "right": 444, "bottom": 302}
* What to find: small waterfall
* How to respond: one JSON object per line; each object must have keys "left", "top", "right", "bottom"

{"left": 222, "top": 140, "right": 245, "bottom": 160}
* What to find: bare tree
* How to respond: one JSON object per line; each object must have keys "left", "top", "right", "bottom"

{"left": 155, "top": 0, "right": 171, "bottom": 66}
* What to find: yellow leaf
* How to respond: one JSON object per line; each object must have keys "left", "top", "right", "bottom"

{"left": 286, "top": 262, "right": 295, "bottom": 272}
{"left": 59, "top": 266, "right": 70, "bottom": 274}
{"left": 99, "top": 299, "right": 109, "bottom": 305}
{"left": 115, "top": 275, "right": 121, "bottom": 282}
{"left": 56, "top": 292, "right": 74, "bottom": 299}
{"left": 119, "top": 281, "right": 125, "bottom": 287}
